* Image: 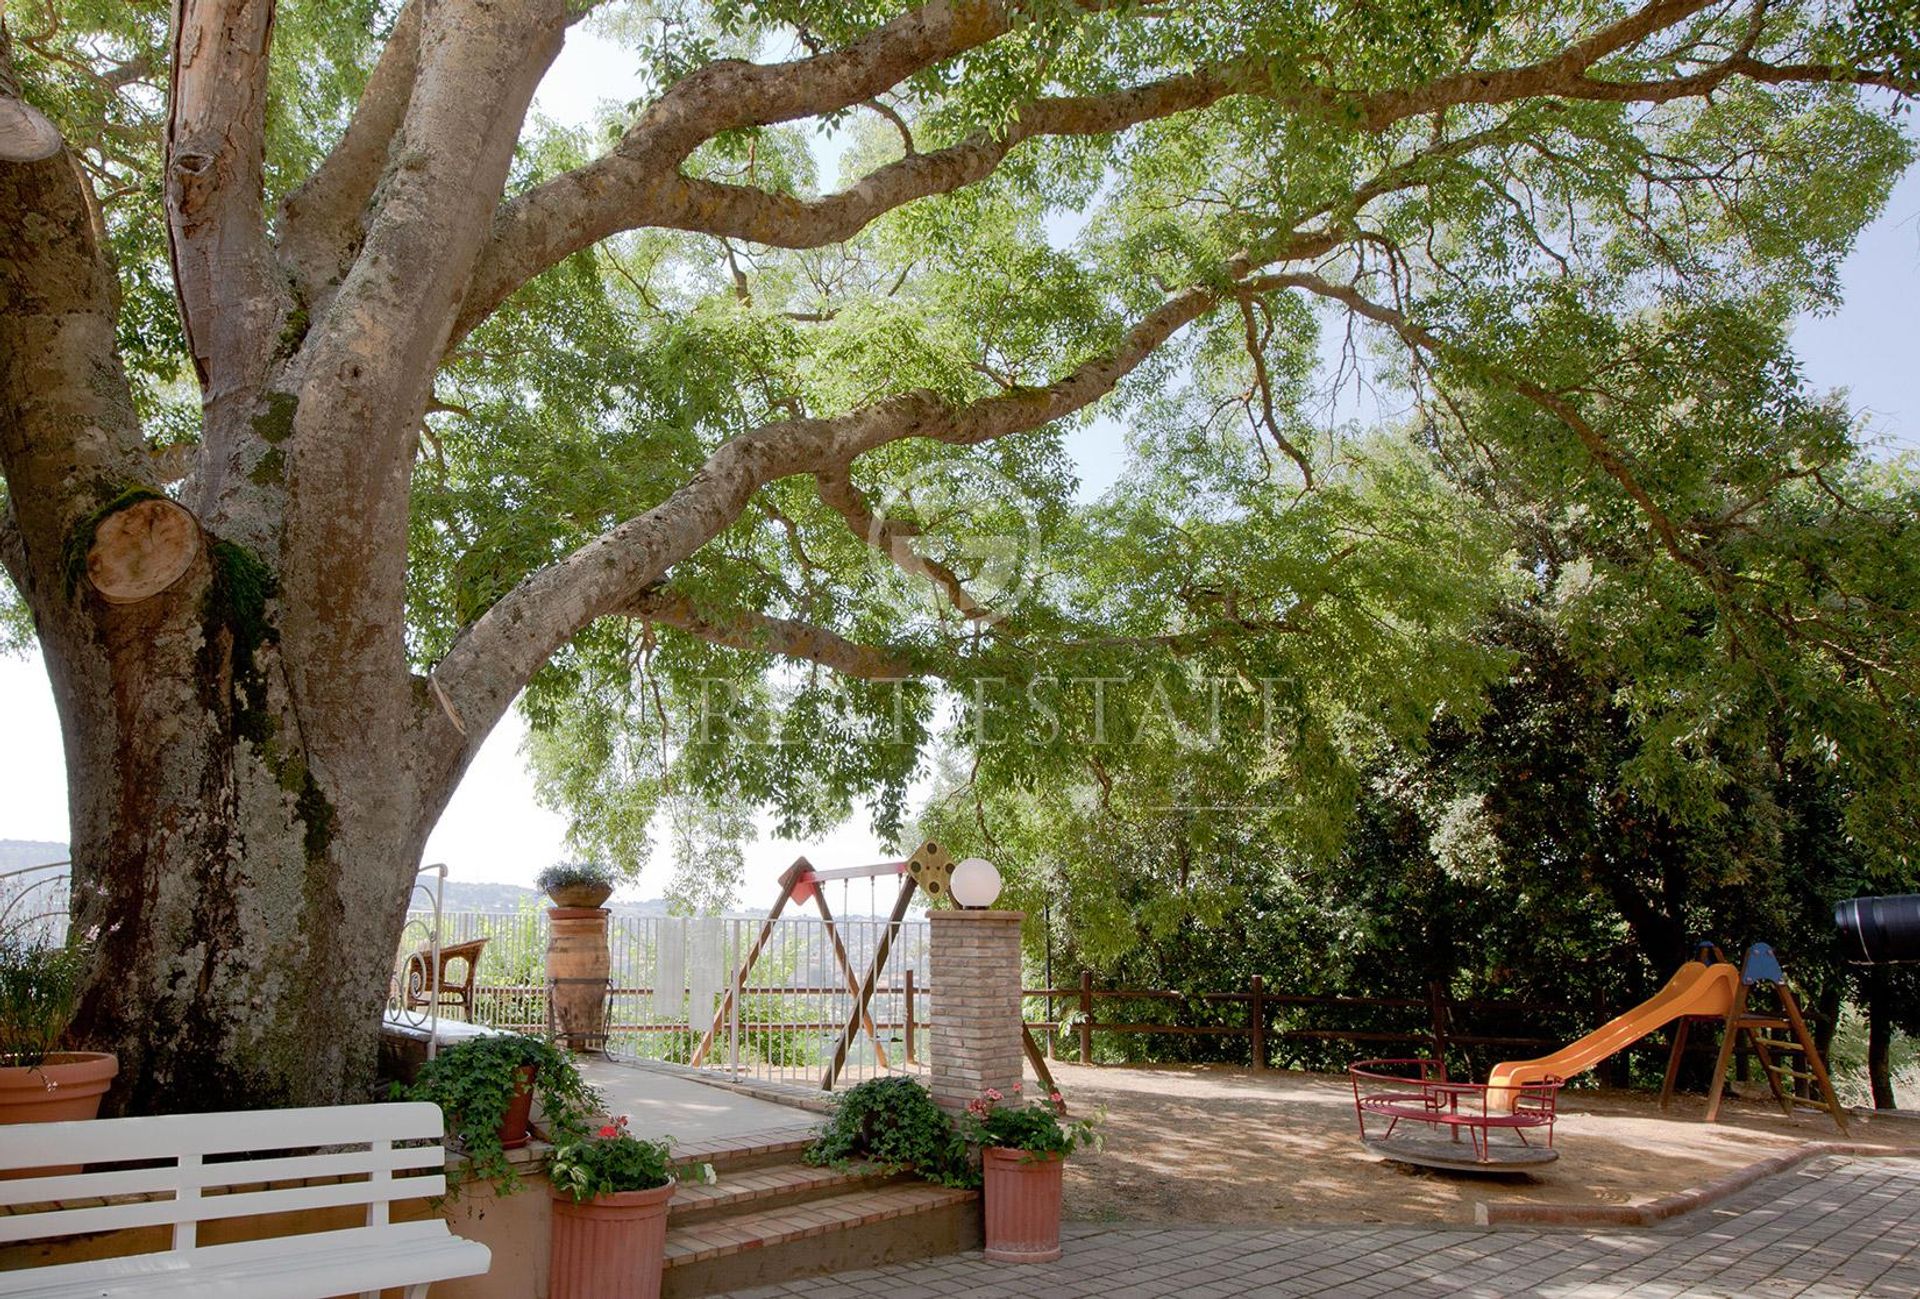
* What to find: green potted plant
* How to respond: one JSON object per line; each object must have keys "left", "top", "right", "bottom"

{"left": 549, "top": 1115, "right": 711, "bottom": 1299}
{"left": 957, "top": 1083, "right": 1099, "bottom": 1263}
{"left": 398, "top": 1032, "right": 600, "bottom": 1192}
{"left": 804, "top": 1075, "right": 973, "bottom": 1187}
{"left": 0, "top": 932, "right": 117, "bottom": 1126}
{"left": 536, "top": 861, "right": 618, "bottom": 910}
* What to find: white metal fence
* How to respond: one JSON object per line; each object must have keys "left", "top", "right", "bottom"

{"left": 0, "top": 860, "right": 70, "bottom": 946}
{"left": 406, "top": 908, "right": 933, "bottom": 1090}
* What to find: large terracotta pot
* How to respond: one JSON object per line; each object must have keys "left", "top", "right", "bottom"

{"left": 0, "top": 1052, "right": 119, "bottom": 1180}
{"left": 547, "top": 906, "right": 612, "bottom": 1052}
{"left": 982, "top": 1146, "right": 1065, "bottom": 1263}
{"left": 498, "top": 1063, "right": 537, "bottom": 1150}
{"left": 550, "top": 1178, "right": 676, "bottom": 1299}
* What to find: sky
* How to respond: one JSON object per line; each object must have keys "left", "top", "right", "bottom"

{"left": 1, "top": 29, "right": 1916, "bottom": 908}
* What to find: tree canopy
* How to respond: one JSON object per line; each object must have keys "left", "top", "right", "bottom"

{"left": 1, "top": 0, "right": 1916, "bottom": 1106}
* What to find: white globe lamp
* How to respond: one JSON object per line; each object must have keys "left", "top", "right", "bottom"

{"left": 949, "top": 857, "right": 1002, "bottom": 909}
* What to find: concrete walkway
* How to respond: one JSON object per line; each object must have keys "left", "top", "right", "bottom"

{"left": 727, "top": 1155, "right": 1920, "bottom": 1298}
{"left": 579, "top": 1058, "right": 821, "bottom": 1149}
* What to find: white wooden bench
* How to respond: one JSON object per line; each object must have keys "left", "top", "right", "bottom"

{"left": 0, "top": 1101, "right": 490, "bottom": 1297}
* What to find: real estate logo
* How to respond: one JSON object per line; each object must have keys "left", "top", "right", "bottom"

{"left": 862, "top": 458, "right": 1044, "bottom": 623}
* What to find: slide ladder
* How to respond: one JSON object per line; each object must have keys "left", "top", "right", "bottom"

{"left": 1673, "top": 943, "right": 1849, "bottom": 1134}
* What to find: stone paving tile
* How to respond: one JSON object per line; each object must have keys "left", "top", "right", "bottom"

{"left": 720, "top": 1157, "right": 1920, "bottom": 1299}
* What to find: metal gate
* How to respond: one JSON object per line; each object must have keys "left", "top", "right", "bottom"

{"left": 605, "top": 913, "right": 932, "bottom": 1090}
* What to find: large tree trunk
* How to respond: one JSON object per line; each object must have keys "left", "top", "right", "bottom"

{"left": 0, "top": 91, "right": 416, "bottom": 1113}
{"left": 54, "top": 590, "right": 429, "bottom": 1112}
{"left": 0, "top": 5, "right": 533, "bottom": 1112}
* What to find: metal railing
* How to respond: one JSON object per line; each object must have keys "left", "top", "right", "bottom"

{"left": 422, "top": 907, "right": 934, "bottom": 1090}
{"left": 0, "top": 860, "right": 70, "bottom": 945}
{"left": 603, "top": 913, "right": 932, "bottom": 1090}
{"left": 386, "top": 864, "right": 448, "bottom": 1056}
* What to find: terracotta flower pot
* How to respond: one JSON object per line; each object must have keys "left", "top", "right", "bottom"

{"left": 0, "top": 1052, "right": 117, "bottom": 1125}
{"left": 982, "top": 1145, "right": 1065, "bottom": 1263}
{"left": 0, "top": 1052, "right": 119, "bottom": 1179}
{"left": 498, "top": 1063, "right": 537, "bottom": 1150}
{"left": 546, "top": 883, "right": 614, "bottom": 909}
{"left": 550, "top": 1178, "right": 676, "bottom": 1299}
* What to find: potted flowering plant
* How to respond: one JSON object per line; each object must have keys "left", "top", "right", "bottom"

{"left": 957, "top": 1083, "right": 1099, "bottom": 1263}
{"left": 0, "top": 932, "right": 117, "bottom": 1128}
{"left": 548, "top": 1115, "right": 711, "bottom": 1299}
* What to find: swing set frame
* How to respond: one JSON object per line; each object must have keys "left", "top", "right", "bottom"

{"left": 687, "top": 839, "right": 1057, "bottom": 1094}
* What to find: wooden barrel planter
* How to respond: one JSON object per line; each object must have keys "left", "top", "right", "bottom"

{"left": 547, "top": 907, "right": 611, "bottom": 1053}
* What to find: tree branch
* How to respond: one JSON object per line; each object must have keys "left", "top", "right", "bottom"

{"left": 0, "top": 48, "right": 158, "bottom": 618}
{"left": 1256, "top": 269, "right": 1705, "bottom": 575}
{"left": 267, "top": 0, "right": 567, "bottom": 752}
{"left": 1236, "top": 296, "right": 1314, "bottom": 486}
{"left": 458, "top": 0, "right": 1776, "bottom": 307}
{"left": 428, "top": 279, "right": 1221, "bottom": 757}
{"left": 278, "top": 0, "right": 422, "bottom": 311}
{"left": 612, "top": 66, "right": 1245, "bottom": 250}
{"left": 458, "top": 0, "right": 1017, "bottom": 331}
{"left": 626, "top": 586, "right": 914, "bottom": 680}
{"left": 164, "top": 0, "right": 283, "bottom": 396}
{"left": 814, "top": 466, "right": 994, "bottom": 620}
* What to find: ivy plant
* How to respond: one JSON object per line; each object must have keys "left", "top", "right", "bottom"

{"left": 398, "top": 1032, "right": 601, "bottom": 1194}
{"left": 804, "top": 1075, "right": 975, "bottom": 1188}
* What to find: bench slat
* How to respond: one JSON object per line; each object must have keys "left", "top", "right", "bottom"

{"left": 0, "top": 1102, "right": 445, "bottom": 1171}
{"left": 0, "top": 1142, "right": 443, "bottom": 1210}
{"left": 0, "top": 1171, "right": 448, "bottom": 1245}
{"left": 0, "top": 1220, "right": 489, "bottom": 1298}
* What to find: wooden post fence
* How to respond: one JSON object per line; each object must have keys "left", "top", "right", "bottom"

{"left": 1078, "top": 971, "right": 1094, "bottom": 1065}
{"left": 1427, "top": 980, "right": 1452, "bottom": 1075}
{"left": 904, "top": 968, "right": 917, "bottom": 1066}
{"left": 1249, "top": 974, "right": 1267, "bottom": 1072}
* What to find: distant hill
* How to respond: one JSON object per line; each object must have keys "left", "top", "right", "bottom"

{"left": 0, "top": 840, "right": 67, "bottom": 871}
{"left": 437, "top": 879, "right": 672, "bottom": 916}
{"left": 0, "top": 844, "right": 677, "bottom": 915}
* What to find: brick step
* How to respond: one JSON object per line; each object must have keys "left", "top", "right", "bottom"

{"left": 668, "top": 1160, "right": 905, "bottom": 1224}
{"left": 661, "top": 1181, "right": 980, "bottom": 1299}
{"left": 672, "top": 1130, "right": 818, "bottom": 1175}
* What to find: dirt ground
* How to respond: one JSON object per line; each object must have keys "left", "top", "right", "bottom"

{"left": 1037, "top": 1061, "right": 1920, "bottom": 1227}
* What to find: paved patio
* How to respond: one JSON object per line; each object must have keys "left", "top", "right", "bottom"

{"left": 727, "top": 1155, "right": 1920, "bottom": 1297}
{"left": 578, "top": 1057, "right": 821, "bottom": 1149}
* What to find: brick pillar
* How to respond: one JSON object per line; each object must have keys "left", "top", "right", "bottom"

{"left": 929, "top": 909, "right": 1026, "bottom": 1112}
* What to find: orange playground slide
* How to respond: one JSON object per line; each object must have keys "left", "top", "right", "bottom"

{"left": 1485, "top": 960, "right": 1740, "bottom": 1110}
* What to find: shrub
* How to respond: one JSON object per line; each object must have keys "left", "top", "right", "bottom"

{"left": 398, "top": 1032, "right": 601, "bottom": 1193}
{"left": 805, "top": 1076, "right": 974, "bottom": 1187}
